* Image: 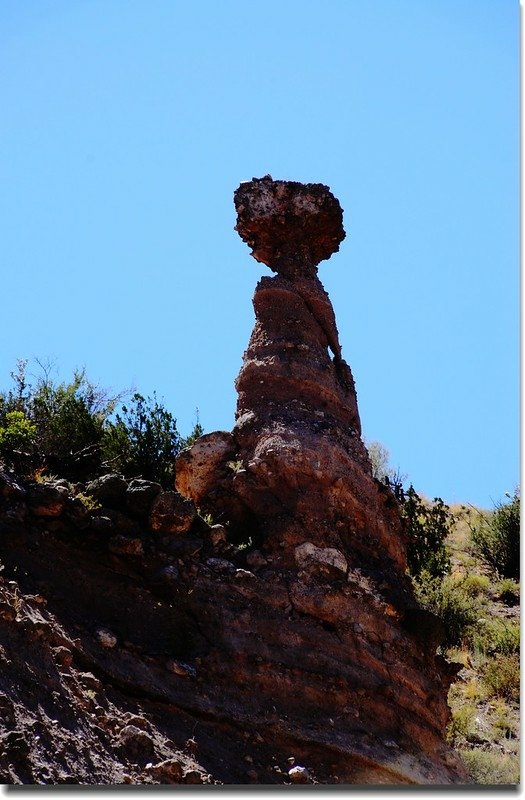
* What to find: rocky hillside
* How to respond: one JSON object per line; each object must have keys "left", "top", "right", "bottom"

{"left": 440, "top": 508, "right": 520, "bottom": 784}
{"left": 0, "top": 177, "right": 469, "bottom": 785}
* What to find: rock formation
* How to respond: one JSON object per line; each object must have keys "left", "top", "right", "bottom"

{"left": 175, "top": 175, "right": 466, "bottom": 783}
{"left": 0, "top": 177, "right": 467, "bottom": 785}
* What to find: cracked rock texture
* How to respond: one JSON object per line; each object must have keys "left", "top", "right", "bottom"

{"left": 0, "top": 177, "right": 466, "bottom": 785}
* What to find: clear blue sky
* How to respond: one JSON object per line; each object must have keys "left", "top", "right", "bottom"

{"left": 1, "top": 1, "right": 519, "bottom": 508}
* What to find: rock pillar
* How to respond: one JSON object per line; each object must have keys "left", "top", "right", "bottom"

{"left": 175, "top": 176, "right": 467, "bottom": 784}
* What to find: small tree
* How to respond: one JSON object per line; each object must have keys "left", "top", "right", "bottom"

{"left": 366, "top": 440, "right": 453, "bottom": 579}
{"left": 27, "top": 365, "right": 121, "bottom": 481}
{"left": 180, "top": 409, "right": 204, "bottom": 449}
{"left": 102, "top": 392, "right": 181, "bottom": 487}
{"left": 0, "top": 410, "right": 37, "bottom": 472}
{"left": 413, "top": 572, "right": 480, "bottom": 649}
{"left": 367, "top": 440, "right": 391, "bottom": 482}
{"left": 402, "top": 486, "right": 453, "bottom": 579}
{"left": 470, "top": 490, "right": 520, "bottom": 579}
{"left": 0, "top": 361, "right": 119, "bottom": 480}
{"left": 366, "top": 439, "right": 406, "bottom": 499}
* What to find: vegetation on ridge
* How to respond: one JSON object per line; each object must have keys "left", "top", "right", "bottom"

{"left": 368, "top": 440, "right": 520, "bottom": 785}
{"left": 0, "top": 359, "right": 201, "bottom": 487}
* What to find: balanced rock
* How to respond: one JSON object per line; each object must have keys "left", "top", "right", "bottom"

{"left": 173, "top": 177, "right": 466, "bottom": 784}
{"left": 234, "top": 174, "right": 345, "bottom": 277}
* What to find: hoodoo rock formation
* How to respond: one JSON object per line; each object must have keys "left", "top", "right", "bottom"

{"left": 176, "top": 176, "right": 466, "bottom": 783}
{"left": 0, "top": 177, "right": 467, "bottom": 785}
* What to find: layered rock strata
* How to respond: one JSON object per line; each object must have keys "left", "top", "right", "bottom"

{"left": 175, "top": 176, "right": 466, "bottom": 783}
{"left": 0, "top": 177, "right": 467, "bottom": 785}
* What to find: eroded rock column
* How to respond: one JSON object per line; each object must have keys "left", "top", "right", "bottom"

{"left": 175, "top": 176, "right": 467, "bottom": 784}
{"left": 178, "top": 176, "right": 406, "bottom": 574}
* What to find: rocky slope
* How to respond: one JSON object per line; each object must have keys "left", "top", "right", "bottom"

{"left": 0, "top": 177, "right": 467, "bottom": 784}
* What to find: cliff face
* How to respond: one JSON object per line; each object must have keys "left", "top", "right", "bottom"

{"left": 0, "top": 177, "right": 466, "bottom": 785}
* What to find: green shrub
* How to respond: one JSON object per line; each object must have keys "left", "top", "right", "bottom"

{"left": 30, "top": 371, "right": 110, "bottom": 480}
{"left": 367, "top": 440, "right": 392, "bottom": 482}
{"left": 364, "top": 443, "right": 453, "bottom": 579}
{"left": 458, "top": 748, "right": 519, "bottom": 785}
{"left": 481, "top": 654, "right": 520, "bottom": 702}
{"left": 0, "top": 410, "right": 37, "bottom": 454}
{"left": 0, "top": 361, "right": 119, "bottom": 480}
{"left": 446, "top": 704, "right": 477, "bottom": 744}
{"left": 413, "top": 572, "right": 481, "bottom": 648}
{"left": 490, "top": 699, "right": 517, "bottom": 741}
{"left": 470, "top": 491, "right": 520, "bottom": 579}
{"left": 460, "top": 574, "right": 490, "bottom": 598}
{"left": 495, "top": 578, "right": 520, "bottom": 606}
{"left": 102, "top": 392, "right": 181, "bottom": 488}
{"left": 76, "top": 492, "right": 102, "bottom": 512}
{"left": 403, "top": 487, "right": 453, "bottom": 579}
{"left": 0, "top": 360, "right": 202, "bottom": 488}
{"left": 180, "top": 414, "right": 204, "bottom": 449}
{"left": 490, "top": 621, "right": 520, "bottom": 656}
{"left": 468, "top": 620, "right": 519, "bottom": 658}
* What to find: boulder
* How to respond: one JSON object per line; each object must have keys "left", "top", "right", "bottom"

{"left": 86, "top": 475, "right": 128, "bottom": 509}
{"left": 145, "top": 759, "right": 183, "bottom": 784}
{"left": 126, "top": 479, "right": 162, "bottom": 519}
{"left": 0, "top": 472, "right": 26, "bottom": 500}
{"left": 166, "top": 659, "right": 196, "bottom": 678}
{"left": 294, "top": 542, "right": 348, "bottom": 577}
{"left": 234, "top": 174, "right": 345, "bottom": 277}
{"left": 27, "top": 484, "right": 67, "bottom": 518}
{"left": 90, "top": 508, "right": 141, "bottom": 537}
{"left": 175, "top": 431, "right": 236, "bottom": 505}
{"left": 95, "top": 628, "right": 118, "bottom": 648}
{"left": 288, "top": 765, "right": 311, "bottom": 784}
{"left": 148, "top": 491, "right": 196, "bottom": 534}
{"left": 108, "top": 536, "right": 144, "bottom": 556}
{"left": 115, "top": 725, "right": 155, "bottom": 762}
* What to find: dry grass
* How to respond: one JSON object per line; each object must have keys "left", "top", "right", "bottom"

{"left": 458, "top": 748, "right": 519, "bottom": 785}
{"left": 442, "top": 510, "right": 520, "bottom": 785}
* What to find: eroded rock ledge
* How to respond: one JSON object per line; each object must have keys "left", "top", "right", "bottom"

{"left": 0, "top": 177, "right": 467, "bottom": 785}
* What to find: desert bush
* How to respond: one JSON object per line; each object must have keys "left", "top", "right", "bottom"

{"left": 367, "top": 440, "right": 392, "bottom": 482}
{"left": 366, "top": 440, "right": 406, "bottom": 501}
{"left": 0, "top": 361, "right": 118, "bottom": 480}
{"left": 30, "top": 370, "right": 111, "bottom": 480}
{"left": 470, "top": 491, "right": 520, "bottom": 580}
{"left": 481, "top": 654, "right": 519, "bottom": 702}
{"left": 490, "top": 699, "right": 517, "bottom": 741}
{"left": 0, "top": 411, "right": 37, "bottom": 457}
{"left": 413, "top": 572, "right": 480, "bottom": 648}
{"left": 403, "top": 487, "right": 453, "bottom": 579}
{"left": 364, "top": 442, "right": 453, "bottom": 578}
{"left": 76, "top": 492, "right": 102, "bottom": 512}
{"left": 0, "top": 361, "right": 201, "bottom": 488}
{"left": 102, "top": 392, "right": 181, "bottom": 488}
{"left": 467, "top": 619, "right": 519, "bottom": 659}
{"left": 459, "top": 574, "right": 490, "bottom": 598}
{"left": 494, "top": 578, "right": 520, "bottom": 606}
{"left": 459, "top": 748, "right": 519, "bottom": 785}
{"left": 446, "top": 705, "right": 477, "bottom": 744}
{"left": 180, "top": 414, "right": 204, "bottom": 449}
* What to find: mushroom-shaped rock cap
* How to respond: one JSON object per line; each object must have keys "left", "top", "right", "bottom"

{"left": 234, "top": 175, "right": 345, "bottom": 277}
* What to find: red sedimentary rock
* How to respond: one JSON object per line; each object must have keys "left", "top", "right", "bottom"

{"left": 174, "top": 176, "right": 467, "bottom": 784}
{"left": 0, "top": 178, "right": 467, "bottom": 785}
